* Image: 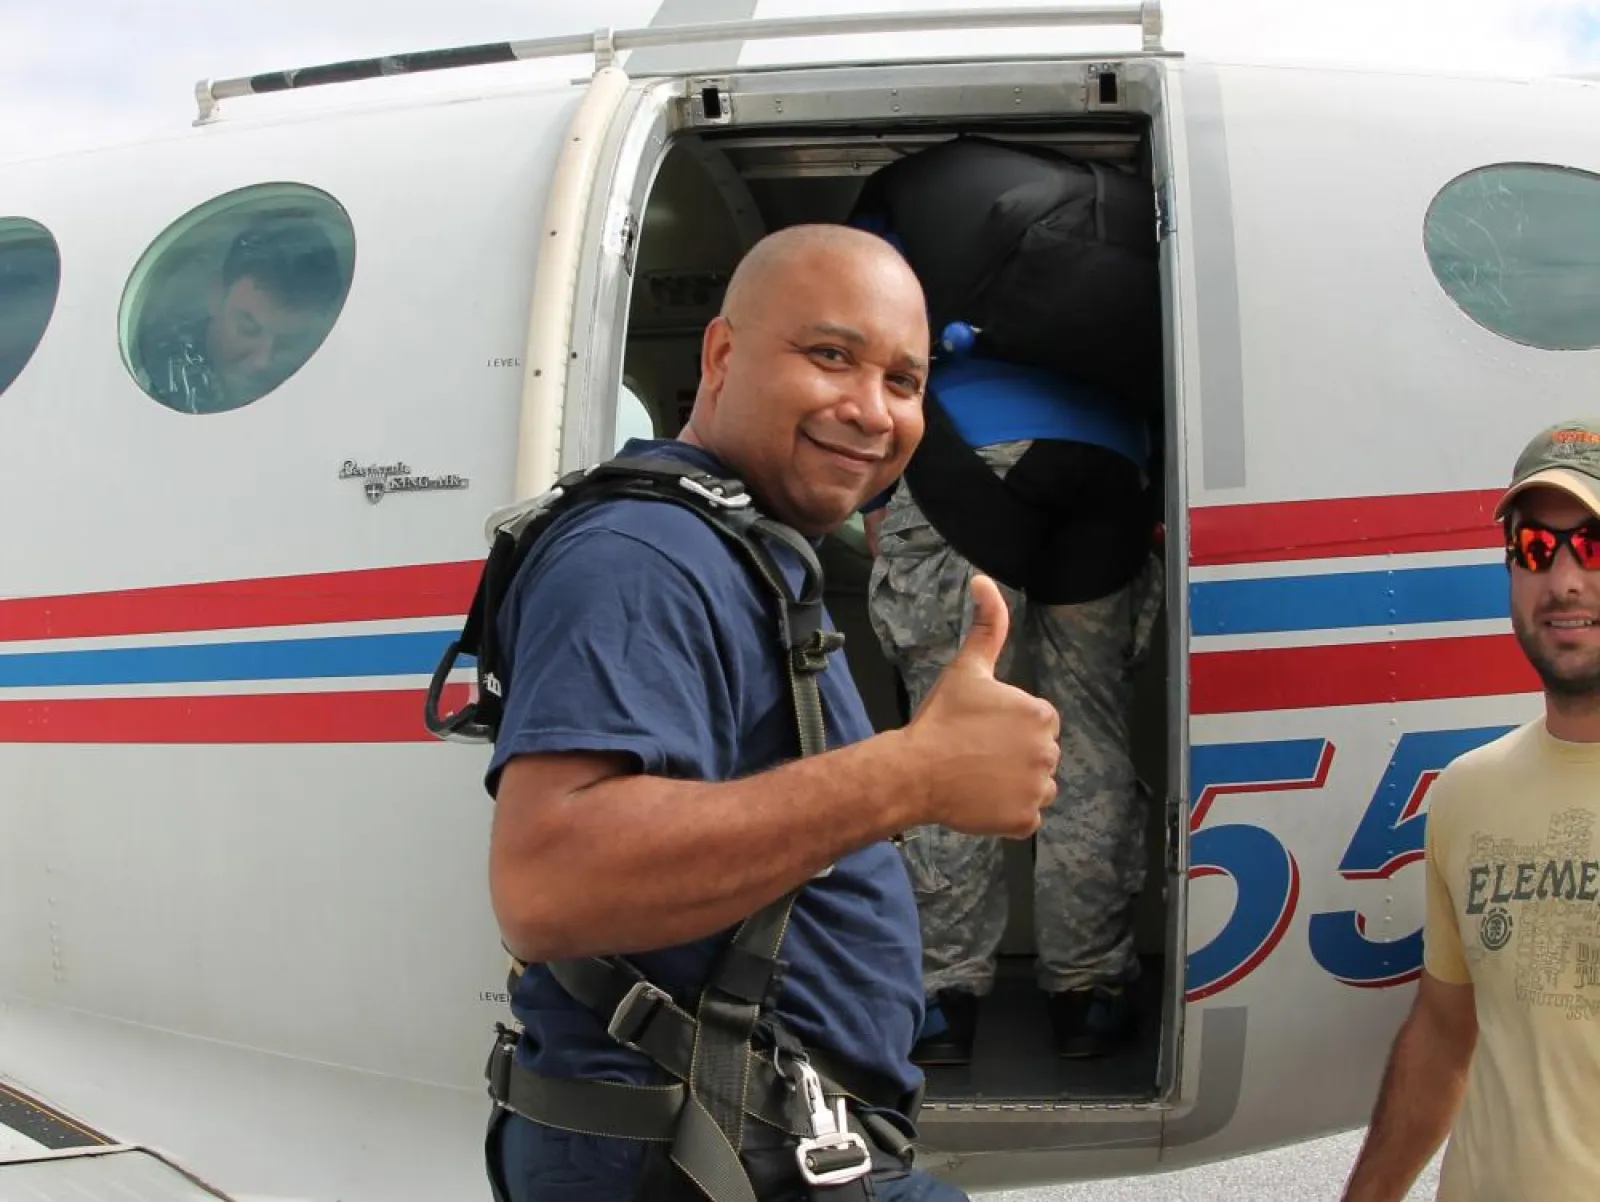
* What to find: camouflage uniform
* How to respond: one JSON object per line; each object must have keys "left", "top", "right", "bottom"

{"left": 867, "top": 438, "right": 1164, "bottom": 997}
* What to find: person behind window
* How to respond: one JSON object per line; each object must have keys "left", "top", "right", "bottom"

{"left": 139, "top": 215, "right": 344, "bottom": 414}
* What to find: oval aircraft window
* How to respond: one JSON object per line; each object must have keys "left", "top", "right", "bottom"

{"left": 1424, "top": 163, "right": 1600, "bottom": 352}
{"left": 120, "top": 183, "right": 355, "bottom": 414}
{"left": 0, "top": 217, "right": 62, "bottom": 397}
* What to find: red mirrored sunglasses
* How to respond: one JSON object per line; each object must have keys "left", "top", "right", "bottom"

{"left": 1506, "top": 519, "right": 1600, "bottom": 573}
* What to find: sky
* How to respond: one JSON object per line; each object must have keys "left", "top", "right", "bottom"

{"left": 2, "top": 0, "right": 1599, "bottom": 161}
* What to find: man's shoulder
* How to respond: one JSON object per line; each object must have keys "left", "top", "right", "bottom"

{"left": 1445, "top": 720, "right": 1538, "bottom": 776}
{"left": 530, "top": 492, "right": 754, "bottom": 592}
{"left": 528, "top": 442, "right": 762, "bottom": 582}
{"left": 1430, "top": 721, "right": 1539, "bottom": 822}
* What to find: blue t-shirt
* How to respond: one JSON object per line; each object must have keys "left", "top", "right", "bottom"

{"left": 484, "top": 439, "right": 925, "bottom": 1173}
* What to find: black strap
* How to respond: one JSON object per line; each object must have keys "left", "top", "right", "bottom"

{"left": 426, "top": 455, "right": 790, "bottom": 745}
{"left": 485, "top": 1027, "right": 911, "bottom": 1200}
{"left": 537, "top": 960, "right": 904, "bottom": 1115}
{"left": 652, "top": 513, "right": 841, "bottom": 1201}
{"left": 485, "top": 1025, "right": 916, "bottom": 1167}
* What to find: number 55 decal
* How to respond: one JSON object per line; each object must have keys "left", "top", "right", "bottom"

{"left": 1186, "top": 726, "right": 1513, "bottom": 1003}
{"left": 1308, "top": 726, "right": 1513, "bottom": 987}
{"left": 1186, "top": 739, "right": 1333, "bottom": 1002}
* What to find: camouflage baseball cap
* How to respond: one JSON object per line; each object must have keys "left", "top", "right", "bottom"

{"left": 1494, "top": 420, "right": 1600, "bottom": 521}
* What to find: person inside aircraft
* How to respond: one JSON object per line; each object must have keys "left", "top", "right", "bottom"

{"left": 478, "top": 223, "right": 1064, "bottom": 1202}
{"left": 1341, "top": 419, "right": 1600, "bottom": 1202}
{"left": 847, "top": 136, "right": 1166, "bottom": 1065}
{"left": 862, "top": 360, "right": 1163, "bottom": 1066}
{"left": 135, "top": 215, "right": 344, "bottom": 414}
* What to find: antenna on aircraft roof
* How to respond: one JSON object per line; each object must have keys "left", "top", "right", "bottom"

{"left": 193, "top": 2, "right": 1164, "bottom": 123}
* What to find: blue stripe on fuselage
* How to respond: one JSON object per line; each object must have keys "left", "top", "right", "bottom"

{"left": 0, "top": 631, "right": 461, "bottom": 687}
{"left": 1189, "top": 562, "right": 1507, "bottom": 636}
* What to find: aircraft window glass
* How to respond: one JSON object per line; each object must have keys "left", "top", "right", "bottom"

{"left": 0, "top": 217, "right": 62, "bottom": 397}
{"left": 613, "top": 381, "right": 656, "bottom": 452}
{"left": 120, "top": 183, "right": 356, "bottom": 414}
{"left": 1424, "top": 163, "right": 1600, "bottom": 351}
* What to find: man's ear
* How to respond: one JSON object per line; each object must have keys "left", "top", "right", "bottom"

{"left": 698, "top": 316, "right": 734, "bottom": 416}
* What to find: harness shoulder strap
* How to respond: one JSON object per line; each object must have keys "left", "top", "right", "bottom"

{"left": 423, "top": 455, "right": 810, "bottom": 745}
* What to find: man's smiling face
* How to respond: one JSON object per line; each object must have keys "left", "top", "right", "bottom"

{"left": 1509, "top": 487, "right": 1600, "bottom": 699}
{"left": 689, "top": 226, "right": 930, "bottom": 537}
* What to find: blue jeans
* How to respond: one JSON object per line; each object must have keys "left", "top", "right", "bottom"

{"left": 486, "top": 1110, "right": 971, "bottom": 1202}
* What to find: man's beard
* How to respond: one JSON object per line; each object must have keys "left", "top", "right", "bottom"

{"left": 1513, "top": 611, "right": 1600, "bottom": 701}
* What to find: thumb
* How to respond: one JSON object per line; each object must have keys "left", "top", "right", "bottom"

{"left": 959, "top": 574, "right": 1008, "bottom": 674}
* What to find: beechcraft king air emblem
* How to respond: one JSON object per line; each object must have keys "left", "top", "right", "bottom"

{"left": 340, "top": 459, "right": 469, "bottom": 504}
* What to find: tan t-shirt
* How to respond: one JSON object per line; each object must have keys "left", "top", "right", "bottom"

{"left": 1424, "top": 718, "right": 1600, "bottom": 1202}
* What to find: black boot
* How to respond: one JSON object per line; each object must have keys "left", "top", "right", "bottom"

{"left": 1047, "top": 984, "right": 1137, "bottom": 1059}
{"left": 910, "top": 989, "right": 979, "bottom": 1067}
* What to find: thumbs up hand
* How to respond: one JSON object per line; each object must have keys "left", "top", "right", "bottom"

{"left": 903, "top": 575, "right": 1061, "bottom": 838}
{"left": 956, "top": 572, "right": 1010, "bottom": 676}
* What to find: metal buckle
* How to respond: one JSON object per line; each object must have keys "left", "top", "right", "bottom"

{"left": 679, "top": 475, "right": 752, "bottom": 509}
{"left": 793, "top": 629, "right": 846, "bottom": 674}
{"left": 797, "top": 1123, "right": 872, "bottom": 1187}
{"left": 486, "top": 1023, "right": 517, "bottom": 1109}
{"left": 606, "top": 980, "right": 671, "bottom": 1053}
{"left": 789, "top": 1056, "right": 871, "bottom": 1187}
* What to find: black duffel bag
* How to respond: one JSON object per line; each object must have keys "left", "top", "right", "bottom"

{"left": 850, "top": 134, "right": 1163, "bottom": 419}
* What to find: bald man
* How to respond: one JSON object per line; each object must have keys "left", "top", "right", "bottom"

{"left": 481, "top": 225, "right": 1062, "bottom": 1201}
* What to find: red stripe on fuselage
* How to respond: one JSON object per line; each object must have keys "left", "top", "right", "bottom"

{"left": 1190, "top": 489, "right": 1503, "bottom": 567}
{"left": 0, "top": 563, "right": 480, "bottom": 643}
{"left": 1191, "top": 632, "right": 1539, "bottom": 715}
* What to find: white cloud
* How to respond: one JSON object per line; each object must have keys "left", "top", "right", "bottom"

{"left": 0, "top": 0, "right": 1597, "bottom": 159}
{"left": 1163, "top": 0, "right": 1600, "bottom": 74}
{"left": 740, "top": 0, "right": 1600, "bottom": 73}
{"left": 0, "top": 0, "right": 664, "bottom": 159}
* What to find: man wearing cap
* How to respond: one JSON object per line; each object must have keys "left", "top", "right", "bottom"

{"left": 1341, "top": 420, "right": 1600, "bottom": 1202}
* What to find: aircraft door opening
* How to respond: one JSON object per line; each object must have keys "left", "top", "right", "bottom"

{"left": 561, "top": 45, "right": 1189, "bottom": 1141}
